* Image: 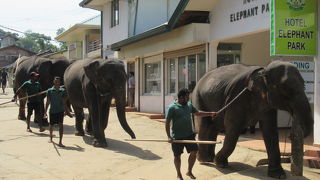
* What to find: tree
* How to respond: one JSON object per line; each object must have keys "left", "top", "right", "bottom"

{"left": 16, "top": 30, "right": 58, "bottom": 53}
{"left": 0, "top": 28, "right": 19, "bottom": 39}
{"left": 56, "top": 28, "right": 67, "bottom": 51}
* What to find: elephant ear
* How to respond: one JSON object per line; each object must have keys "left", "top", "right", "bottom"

{"left": 247, "top": 68, "right": 267, "bottom": 91}
{"left": 38, "top": 60, "right": 52, "bottom": 78}
{"left": 84, "top": 61, "right": 100, "bottom": 84}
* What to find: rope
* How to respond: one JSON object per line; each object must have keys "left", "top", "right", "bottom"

{"left": 216, "top": 87, "right": 249, "bottom": 115}
{"left": 0, "top": 85, "right": 64, "bottom": 106}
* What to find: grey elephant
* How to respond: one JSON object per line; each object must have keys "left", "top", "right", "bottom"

{"left": 192, "top": 61, "right": 313, "bottom": 179}
{"left": 14, "top": 56, "right": 70, "bottom": 120}
{"left": 64, "top": 58, "right": 136, "bottom": 147}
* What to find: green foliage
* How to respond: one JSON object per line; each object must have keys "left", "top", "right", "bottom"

{"left": 15, "top": 30, "right": 58, "bottom": 53}
{"left": 0, "top": 29, "right": 19, "bottom": 39}
{"left": 56, "top": 28, "right": 67, "bottom": 51}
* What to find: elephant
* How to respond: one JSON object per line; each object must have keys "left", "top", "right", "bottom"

{"left": 14, "top": 56, "right": 70, "bottom": 120}
{"left": 191, "top": 60, "right": 313, "bottom": 179}
{"left": 63, "top": 58, "right": 136, "bottom": 147}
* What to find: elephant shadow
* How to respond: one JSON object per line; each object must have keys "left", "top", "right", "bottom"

{"left": 200, "top": 162, "right": 254, "bottom": 175}
{"left": 82, "top": 136, "right": 162, "bottom": 161}
{"left": 201, "top": 162, "right": 311, "bottom": 179}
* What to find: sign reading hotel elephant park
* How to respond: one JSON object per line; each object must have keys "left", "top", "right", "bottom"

{"left": 270, "top": 0, "right": 317, "bottom": 56}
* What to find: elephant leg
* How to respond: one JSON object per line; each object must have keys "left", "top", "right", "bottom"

{"left": 197, "top": 116, "right": 218, "bottom": 162}
{"left": 73, "top": 106, "right": 85, "bottom": 136}
{"left": 85, "top": 116, "right": 92, "bottom": 135}
{"left": 215, "top": 111, "right": 242, "bottom": 168}
{"left": 88, "top": 98, "right": 107, "bottom": 147}
{"left": 100, "top": 96, "right": 111, "bottom": 131}
{"left": 18, "top": 92, "right": 27, "bottom": 120}
{"left": 259, "top": 110, "right": 286, "bottom": 179}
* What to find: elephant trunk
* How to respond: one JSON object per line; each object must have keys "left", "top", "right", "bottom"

{"left": 291, "top": 93, "right": 313, "bottom": 138}
{"left": 114, "top": 90, "right": 136, "bottom": 139}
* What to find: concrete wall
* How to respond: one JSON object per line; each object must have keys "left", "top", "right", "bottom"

{"left": 209, "top": 0, "right": 270, "bottom": 41}
{"left": 223, "top": 30, "right": 270, "bottom": 67}
{"left": 134, "top": 0, "right": 179, "bottom": 35}
{"left": 102, "top": 1, "right": 129, "bottom": 46}
{"left": 119, "top": 23, "right": 209, "bottom": 59}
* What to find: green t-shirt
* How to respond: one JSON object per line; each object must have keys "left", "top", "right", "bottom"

{"left": 20, "top": 80, "right": 42, "bottom": 103}
{"left": 47, "top": 87, "right": 67, "bottom": 114}
{"left": 166, "top": 101, "right": 198, "bottom": 139}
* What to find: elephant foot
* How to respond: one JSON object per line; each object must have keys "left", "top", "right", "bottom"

{"left": 92, "top": 139, "right": 107, "bottom": 148}
{"left": 75, "top": 130, "right": 85, "bottom": 136}
{"left": 214, "top": 155, "right": 229, "bottom": 168}
{"left": 18, "top": 115, "right": 26, "bottom": 120}
{"left": 268, "top": 168, "right": 286, "bottom": 179}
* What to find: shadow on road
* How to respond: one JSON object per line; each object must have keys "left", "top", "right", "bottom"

{"left": 201, "top": 162, "right": 311, "bottom": 180}
{"left": 29, "top": 121, "right": 76, "bottom": 135}
{"left": 200, "top": 162, "right": 254, "bottom": 174}
{"left": 82, "top": 135, "right": 162, "bottom": 160}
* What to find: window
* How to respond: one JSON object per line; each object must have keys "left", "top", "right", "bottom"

{"left": 111, "top": 0, "right": 119, "bottom": 27}
{"left": 178, "top": 57, "right": 186, "bottom": 90}
{"left": 188, "top": 55, "right": 196, "bottom": 91}
{"left": 168, "top": 58, "right": 176, "bottom": 94}
{"left": 145, "top": 61, "right": 161, "bottom": 94}
{"left": 167, "top": 53, "right": 207, "bottom": 94}
{"left": 197, "top": 53, "right": 206, "bottom": 81}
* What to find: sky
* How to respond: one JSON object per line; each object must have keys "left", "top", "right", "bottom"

{"left": 0, "top": 0, "right": 100, "bottom": 41}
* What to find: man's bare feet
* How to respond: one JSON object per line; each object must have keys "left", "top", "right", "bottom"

{"left": 48, "top": 139, "right": 53, "bottom": 143}
{"left": 186, "top": 172, "right": 196, "bottom": 179}
{"left": 39, "top": 128, "right": 45, "bottom": 132}
{"left": 58, "top": 143, "right": 65, "bottom": 147}
{"left": 26, "top": 128, "right": 32, "bottom": 132}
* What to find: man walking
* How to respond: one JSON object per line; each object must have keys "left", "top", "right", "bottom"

{"left": 44, "top": 77, "right": 69, "bottom": 147}
{"left": 12, "top": 72, "right": 44, "bottom": 132}
{"left": 1, "top": 69, "right": 8, "bottom": 94}
{"left": 128, "top": 72, "right": 135, "bottom": 107}
{"left": 166, "top": 88, "right": 217, "bottom": 180}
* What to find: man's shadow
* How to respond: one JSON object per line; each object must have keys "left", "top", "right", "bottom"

{"left": 82, "top": 135, "right": 161, "bottom": 160}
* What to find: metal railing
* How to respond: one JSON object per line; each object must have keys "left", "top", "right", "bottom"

{"left": 87, "top": 39, "right": 101, "bottom": 53}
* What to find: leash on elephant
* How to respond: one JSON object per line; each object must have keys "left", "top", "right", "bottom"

{"left": 125, "top": 139, "right": 222, "bottom": 144}
{"left": 0, "top": 85, "right": 65, "bottom": 106}
{"left": 215, "top": 80, "right": 254, "bottom": 115}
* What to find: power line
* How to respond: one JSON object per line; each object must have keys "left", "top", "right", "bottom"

{"left": 0, "top": 24, "right": 58, "bottom": 42}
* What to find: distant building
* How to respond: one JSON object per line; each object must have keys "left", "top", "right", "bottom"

{"left": 55, "top": 15, "right": 101, "bottom": 60}
{"left": 0, "top": 45, "right": 35, "bottom": 68}
{"left": 0, "top": 34, "right": 18, "bottom": 48}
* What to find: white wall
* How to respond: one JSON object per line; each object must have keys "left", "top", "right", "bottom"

{"left": 314, "top": 0, "right": 320, "bottom": 145}
{"left": 134, "top": 0, "right": 179, "bottom": 35}
{"left": 102, "top": 1, "right": 129, "bottom": 48}
{"left": 210, "top": 0, "right": 270, "bottom": 41}
{"left": 140, "top": 96, "right": 163, "bottom": 113}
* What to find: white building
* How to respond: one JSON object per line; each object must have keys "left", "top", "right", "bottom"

{"left": 80, "top": 0, "right": 320, "bottom": 146}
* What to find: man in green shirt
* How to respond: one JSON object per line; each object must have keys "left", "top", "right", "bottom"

{"left": 12, "top": 72, "right": 44, "bottom": 132}
{"left": 166, "top": 88, "right": 217, "bottom": 180}
{"left": 44, "top": 77, "right": 69, "bottom": 147}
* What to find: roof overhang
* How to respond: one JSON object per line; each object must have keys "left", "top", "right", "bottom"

{"left": 111, "top": 0, "right": 190, "bottom": 51}
{"left": 55, "top": 24, "right": 100, "bottom": 42}
{"left": 185, "top": 0, "right": 218, "bottom": 11}
{"left": 79, "top": 0, "right": 110, "bottom": 11}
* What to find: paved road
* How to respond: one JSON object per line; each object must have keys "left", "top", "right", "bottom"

{"left": 0, "top": 89, "right": 319, "bottom": 179}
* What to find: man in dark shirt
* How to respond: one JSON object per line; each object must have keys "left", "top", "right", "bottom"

{"left": 44, "top": 77, "right": 69, "bottom": 147}
{"left": 166, "top": 88, "right": 217, "bottom": 180}
{"left": 1, "top": 69, "right": 8, "bottom": 93}
{"left": 12, "top": 72, "right": 45, "bottom": 132}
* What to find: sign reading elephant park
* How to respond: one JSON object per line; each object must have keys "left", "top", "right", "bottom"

{"left": 270, "top": 0, "right": 318, "bottom": 56}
